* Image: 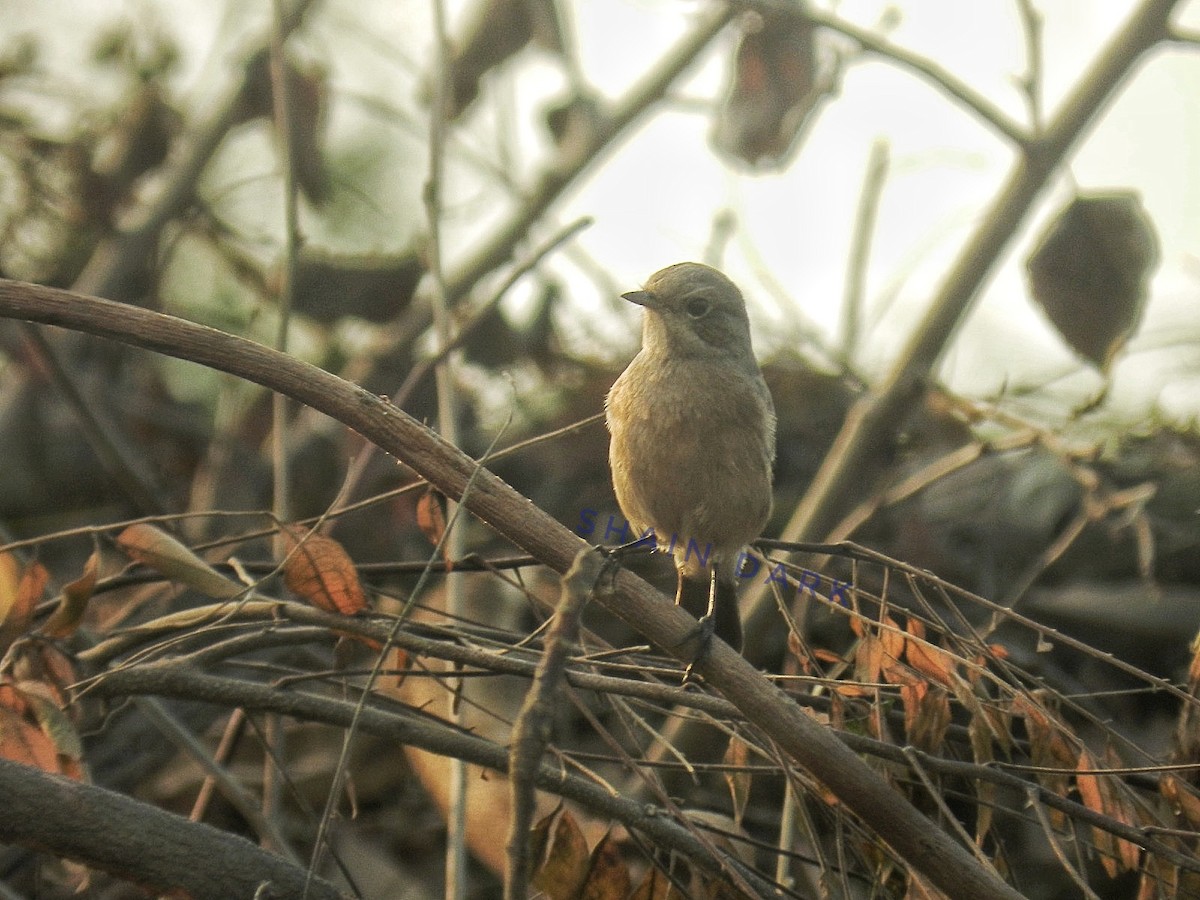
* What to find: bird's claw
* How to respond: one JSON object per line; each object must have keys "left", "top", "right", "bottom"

{"left": 680, "top": 613, "right": 716, "bottom": 685}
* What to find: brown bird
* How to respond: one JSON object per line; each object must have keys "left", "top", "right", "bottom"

{"left": 605, "top": 262, "right": 775, "bottom": 654}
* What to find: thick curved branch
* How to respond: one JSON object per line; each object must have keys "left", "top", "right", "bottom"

{"left": 0, "top": 278, "right": 1019, "bottom": 899}
{"left": 0, "top": 757, "right": 345, "bottom": 900}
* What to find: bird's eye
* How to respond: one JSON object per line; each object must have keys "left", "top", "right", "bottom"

{"left": 685, "top": 297, "right": 711, "bottom": 318}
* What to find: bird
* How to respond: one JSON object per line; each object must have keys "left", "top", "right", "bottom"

{"left": 605, "top": 262, "right": 775, "bottom": 656}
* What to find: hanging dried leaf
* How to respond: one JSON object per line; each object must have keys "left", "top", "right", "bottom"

{"left": 853, "top": 633, "right": 884, "bottom": 689}
{"left": 723, "top": 735, "right": 753, "bottom": 827}
{"left": 1013, "top": 694, "right": 1073, "bottom": 826}
{"left": 441, "top": 0, "right": 565, "bottom": 119}
{"left": 711, "top": 9, "right": 838, "bottom": 169}
{"left": 416, "top": 488, "right": 452, "bottom": 571}
{"left": 532, "top": 808, "right": 589, "bottom": 900}
{"left": 0, "top": 681, "right": 79, "bottom": 777}
{"left": 116, "top": 524, "right": 243, "bottom": 600}
{"left": 20, "top": 679, "right": 83, "bottom": 764}
{"left": 897, "top": 678, "right": 950, "bottom": 752}
{"left": 1161, "top": 774, "right": 1200, "bottom": 830}
{"left": 1076, "top": 749, "right": 1141, "bottom": 877}
{"left": 1026, "top": 191, "right": 1160, "bottom": 371}
{"left": 281, "top": 525, "right": 367, "bottom": 616}
{"left": 41, "top": 548, "right": 100, "bottom": 639}
{"left": 0, "top": 702, "right": 58, "bottom": 773}
{"left": 528, "top": 805, "right": 559, "bottom": 876}
{"left": 905, "top": 632, "right": 958, "bottom": 689}
{"left": 579, "top": 832, "right": 632, "bottom": 900}
{"left": 0, "top": 558, "right": 47, "bottom": 655}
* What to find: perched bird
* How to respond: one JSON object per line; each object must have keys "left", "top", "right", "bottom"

{"left": 605, "top": 262, "right": 775, "bottom": 653}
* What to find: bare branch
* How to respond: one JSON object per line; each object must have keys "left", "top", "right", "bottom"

{"left": 0, "top": 277, "right": 1021, "bottom": 900}
{"left": 0, "top": 758, "right": 346, "bottom": 900}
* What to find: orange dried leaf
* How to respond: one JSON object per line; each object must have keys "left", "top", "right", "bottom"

{"left": 20, "top": 681, "right": 82, "bottom": 763}
{"left": 855, "top": 634, "right": 883, "bottom": 685}
{"left": 117, "top": 524, "right": 243, "bottom": 600}
{"left": 0, "top": 703, "right": 59, "bottom": 774}
{"left": 416, "top": 489, "right": 448, "bottom": 547}
{"left": 1162, "top": 774, "right": 1200, "bottom": 829}
{"left": 1077, "top": 750, "right": 1140, "bottom": 877}
{"left": 724, "top": 735, "right": 752, "bottom": 826}
{"left": 41, "top": 549, "right": 100, "bottom": 639}
{"left": 879, "top": 614, "right": 905, "bottom": 663}
{"left": 0, "top": 552, "right": 21, "bottom": 626}
{"left": 0, "top": 558, "right": 48, "bottom": 654}
{"left": 906, "top": 637, "right": 958, "bottom": 689}
{"left": 811, "top": 647, "right": 845, "bottom": 665}
{"left": 281, "top": 526, "right": 367, "bottom": 616}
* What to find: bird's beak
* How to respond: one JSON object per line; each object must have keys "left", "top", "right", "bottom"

{"left": 621, "top": 290, "right": 657, "bottom": 309}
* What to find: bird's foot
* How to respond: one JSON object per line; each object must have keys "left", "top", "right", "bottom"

{"left": 680, "top": 614, "right": 716, "bottom": 685}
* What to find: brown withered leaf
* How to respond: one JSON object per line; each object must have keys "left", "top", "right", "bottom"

{"left": 0, "top": 558, "right": 48, "bottom": 655}
{"left": 41, "top": 548, "right": 100, "bottom": 639}
{"left": 1026, "top": 191, "right": 1160, "bottom": 371}
{"left": 1161, "top": 774, "right": 1200, "bottom": 830}
{"left": 905, "top": 631, "right": 958, "bottom": 689}
{"left": 1013, "top": 694, "right": 1074, "bottom": 826}
{"left": 416, "top": 488, "right": 451, "bottom": 571}
{"left": 0, "top": 702, "right": 58, "bottom": 773}
{"left": 532, "top": 808, "right": 589, "bottom": 900}
{"left": 0, "top": 681, "right": 78, "bottom": 777}
{"left": 904, "top": 682, "right": 950, "bottom": 752}
{"left": 116, "top": 524, "right": 243, "bottom": 600}
{"left": 281, "top": 525, "right": 367, "bottom": 616}
{"left": 712, "top": 9, "right": 837, "bottom": 170}
{"left": 1076, "top": 749, "right": 1141, "bottom": 878}
{"left": 579, "top": 831, "right": 632, "bottom": 900}
{"left": 724, "top": 735, "right": 753, "bottom": 827}
{"left": 19, "top": 679, "right": 83, "bottom": 767}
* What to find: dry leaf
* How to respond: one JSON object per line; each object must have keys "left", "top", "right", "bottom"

{"left": 0, "top": 703, "right": 58, "bottom": 773}
{"left": 712, "top": 9, "right": 833, "bottom": 169}
{"left": 0, "top": 558, "right": 48, "bottom": 655}
{"left": 532, "top": 808, "right": 589, "bottom": 900}
{"left": 1026, "top": 191, "right": 1160, "bottom": 371}
{"left": 416, "top": 488, "right": 452, "bottom": 571}
{"left": 724, "top": 735, "right": 753, "bottom": 827}
{"left": 281, "top": 525, "right": 367, "bottom": 616}
{"left": 905, "top": 635, "right": 958, "bottom": 689}
{"left": 1161, "top": 774, "right": 1200, "bottom": 829}
{"left": 579, "top": 832, "right": 632, "bottom": 900}
{"left": 41, "top": 549, "right": 100, "bottom": 639}
{"left": 1076, "top": 749, "right": 1141, "bottom": 877}
{"left": 116, "top": 524, "right": 243, "bottom": 600}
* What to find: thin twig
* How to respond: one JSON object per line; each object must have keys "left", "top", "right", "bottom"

{"left": 1014, "top": 0, "right": 1045, "bottom": 133}
{"left": 840, "top": 139, "right": 890, "bottom": 360}
{"left": 798, "top": 5, "right": 1029, "bottom": 147}
{"left": 505, "top": 550, "right": 596, "bottom": 899}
